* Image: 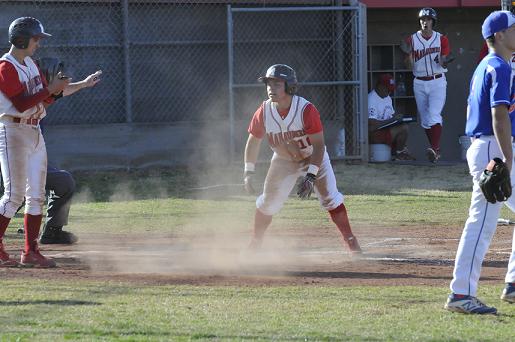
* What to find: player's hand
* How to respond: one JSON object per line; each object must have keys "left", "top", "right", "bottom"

{"left": 47, "top": 74, "right": 71, "bottom": 95}
{"left": 399, "top": 38, "right": 411, "bottom": 55}
{"left": 297, "top": 173, "right": 316, "bottom": 199}
{"left": 244, "top": 171, "right": 256, "bottom": 195}
{"left": 440, "top": 53, "right": 456, "bottom": 67}
{"left": 84, "top": 70, "right": 102, "bottom": 88}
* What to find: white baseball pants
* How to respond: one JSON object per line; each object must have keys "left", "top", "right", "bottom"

{"left": 450, "top": 136, "right": 515, "bottom": 296}
{"left": 256, "top": 150, "right": 344, "bottom": 216}
{"left": 414, "top": 76, "right": 447, "bottom": 129}
{"left": 0, "top": 121, "right": 47, "bottom": 217}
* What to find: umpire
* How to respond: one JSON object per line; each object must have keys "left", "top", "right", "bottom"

{"left": 39, "top": 166, "right": 77, "bottom": 244}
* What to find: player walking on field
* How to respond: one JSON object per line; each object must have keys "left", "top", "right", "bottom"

{"left": 445, "top": 11, "right": 515, "bottom": 314}
{"left": 402, "top": 8, "right": 454, "bottom": 163}
{"left": 243, "top": 64, "right": 361, "bottom": 254}
{"left": 0, "top": 17, "right": 69, "bottom": 267}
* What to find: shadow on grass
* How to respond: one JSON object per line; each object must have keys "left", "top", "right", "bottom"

{"left": 0, "top": 300, "right": 101, "bottom": 306}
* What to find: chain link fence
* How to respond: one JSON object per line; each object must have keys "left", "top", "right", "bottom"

{"left": 228, "top": 4, "right": 366, "bottom": 159}
{"left": 0, "top": 1, "right": 366, "bottom": 163}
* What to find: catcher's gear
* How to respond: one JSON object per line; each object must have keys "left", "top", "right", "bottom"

{"left": 479, "top": 158, "right": 512, "bottom": 204}
{"left": 297, "top": 173, "right": 316, "bottom": 199}
{"left": 399, "top": 39, "right": 412, "bottom": 54}
{"left": 258, "top": 64, "right": 298, "bottom": 95}
{"left": 9, "top": 17, "right": 51, "bottom": 49}
{"left": 418, "top": 7, "right": 437, "bottom": 26}
{"left": 244, "top": 171, "right": 256, "bottom": 195}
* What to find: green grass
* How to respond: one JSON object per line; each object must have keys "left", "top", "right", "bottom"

{"left": 2, "top": 162, "right": 515, "bottom": 341}
{"left": 0, "top": 281, "right": 514, "bottom": 341}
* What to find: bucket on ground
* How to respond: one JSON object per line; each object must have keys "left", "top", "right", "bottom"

{"left": 369, "top": 144, "right": 391, "bottom": 162}
{"left": 458, "top": 135, "right": 472, "bottom": 161}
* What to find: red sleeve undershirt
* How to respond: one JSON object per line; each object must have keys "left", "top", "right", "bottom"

{"left": 440, "top": 35, "right": 450, "bottom": 56}
{"left": 247, "top": 102, "right": 323, "bottom": 139}
{"left": 0, "top": 61, "right": 52, "bottom": 112}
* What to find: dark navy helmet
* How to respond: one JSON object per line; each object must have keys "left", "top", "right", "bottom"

{"left": 9, "top": 17, "right": 51, "bottom": 49}
{"left": 258, "top": 64, "right": 298, "bottom": 95}
{"left": 418, "top": 7, "right": 437, "bottom": 26}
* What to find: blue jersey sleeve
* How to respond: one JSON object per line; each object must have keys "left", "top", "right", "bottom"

{"left": 489, "top": 62, "right": 511, "bottom": 107}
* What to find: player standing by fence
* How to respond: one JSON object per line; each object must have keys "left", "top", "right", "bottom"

{"left": 0, "top": 17, "right": 69, "bottom": 267}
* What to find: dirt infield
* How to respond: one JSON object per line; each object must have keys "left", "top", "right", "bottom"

{"left": 0, "top": 224, "right": 512, "bottom": 287}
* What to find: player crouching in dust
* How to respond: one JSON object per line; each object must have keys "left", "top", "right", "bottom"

{"left": 368, "top": 73, "right": 415, "bottom": 161}
{"left": 242, "top": 64, "right": 361, "bottom": 254}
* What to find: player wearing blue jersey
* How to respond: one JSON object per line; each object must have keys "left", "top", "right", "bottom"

{"left": 444, "top": 11, "right": 515, "bottom": 315}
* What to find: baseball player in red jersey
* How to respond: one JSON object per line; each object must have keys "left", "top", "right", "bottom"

{"left": 0, "top": 17, "right": 69, "bottom": 267}
{"left": 243, "top": 64, "right": 361, "bottom": 254}
{"left": 403, "top": 8, "right": 453, "bottom": 163}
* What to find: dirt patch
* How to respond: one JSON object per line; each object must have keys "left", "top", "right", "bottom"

{"left": 0, "top": 224, "right": 512, "bottom": 287}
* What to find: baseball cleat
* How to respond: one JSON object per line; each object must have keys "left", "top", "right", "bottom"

{"left": 426, "top": 148, "right": 440, "bottom": 163}
{"left": 40, "top": 228, "right": 78, "bottom": 245}
{"left": 444, "top": 294, "right": 497, "bottom": 314}
{"left": 20, "top": 249, "right": 56, "bottom": 268}
{"left": 0, "top": 244, "right": 19, "bottom": 267}
{"left": 500, "top": 283, "right": 515, "bottom": 303}
{"left": 392, "top": 148, "right": 416, "bottom": 161}
{"left": 345, "top": 235, "right": 362, "bottom": 254}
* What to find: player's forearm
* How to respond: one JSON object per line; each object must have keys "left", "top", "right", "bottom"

{"left": 62, "top": 81, "right": 87, "bottom": 97}
{"left": 307, "top": 132, "right": 325, "bottom": 168}
{"left": 492, "top": 106, "right": 513, "bottom": 171}
{"left": 244, "top": 134, "right": 262, "bottom": 166}
{"left": 9, "top": 88, "right": 51, "bottom": 113}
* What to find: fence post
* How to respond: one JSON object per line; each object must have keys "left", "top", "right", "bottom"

{"left": 227, "top": 5, "right": 235, "bottom": 163}
{"left": 358, "top": 2, "right": 368, "bottom": 162}
{"left": 121, "top": 0, "right": 132, "bottom": 124}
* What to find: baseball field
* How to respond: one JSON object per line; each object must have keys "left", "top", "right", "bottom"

{"left": 1, "top": 162, "right": 514, "bottom": 340}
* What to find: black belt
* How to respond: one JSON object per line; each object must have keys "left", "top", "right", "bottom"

{"left": 416, "top": 74, "right": 443, "bottom": 81}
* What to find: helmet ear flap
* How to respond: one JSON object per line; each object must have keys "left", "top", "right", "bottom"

{"left": 12, "top": 37, "right": 29, "bottom": 49}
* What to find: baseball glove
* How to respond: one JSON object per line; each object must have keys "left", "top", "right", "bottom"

{"left": 479, "top": 158, "right": 512, "bottom": 203}
{"left": 35, "top": 57, "right": 68, "bottom": 99}
{"left": 36, "top": 57, "right": 66, "bottom": 84}
{"left": 297, "top": 173, "right": 316, "bottom": 199}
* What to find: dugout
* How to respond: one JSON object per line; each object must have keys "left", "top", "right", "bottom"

{"left": 364, "top": 0, "right": 503, "bottom": 162}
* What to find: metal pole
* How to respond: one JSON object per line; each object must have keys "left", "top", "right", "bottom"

{"left": 501, "top": 0, "right": 511, "bottom": 11}
{"left": 358, "top": 2, "right": 368, "bottom": 162}
{"left": 334, "top": 0, "right": 345, "bottom": 160}
{"left": 227, "top": 5, "right": 235, "bottom": 163}
{"left": 121, "top": 0, "right": 132, "bottom": 123}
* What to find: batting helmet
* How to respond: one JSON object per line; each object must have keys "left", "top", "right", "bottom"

{"left": 258, "top": 64, "right": 298, "bottom": 95}
{"left": 418, "top": 7, "right": 437, "bottom": 26}
{"left": 8, "top": 17, "right": 51, "bottom": 49}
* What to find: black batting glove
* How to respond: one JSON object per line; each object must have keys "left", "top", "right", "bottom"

{"left": 297, "top": 173, "right": 316, "bottom": 199}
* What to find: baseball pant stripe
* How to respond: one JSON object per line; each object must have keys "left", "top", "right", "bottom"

{"left": 467, "top": 201, "right": 490, "bottom": 295}
{"left": 0, "top": 125, "right": 12, "bottom": 217}
{"left": 464, "top": 140, "right": 491, "bottom": 294}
